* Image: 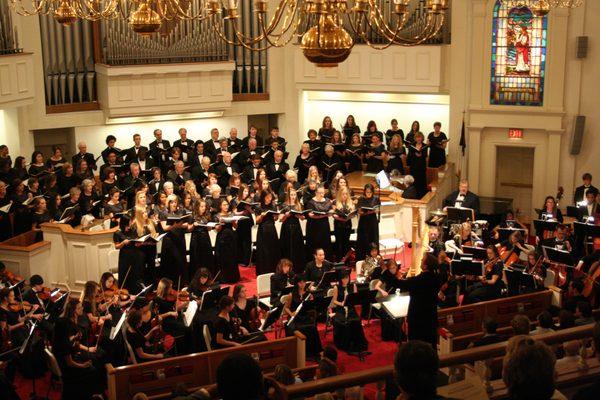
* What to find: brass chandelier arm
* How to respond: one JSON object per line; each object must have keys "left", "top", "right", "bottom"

{"left": 210, "top": 16, "right": 274, "bottom": 50}
{"left": 162, "top": 0, "right": 210, "bottom": 19}
{"left": 346, "top": 11, "right": 403, "bottom": 51}
{"left": 9, "top": 0, "right": 52, "bottom": 16}
{"left": 255, "top": 12, "right": 300, "bottom": 47}
{"left": 368, "top": 7, "right": 445, "bottom": 46}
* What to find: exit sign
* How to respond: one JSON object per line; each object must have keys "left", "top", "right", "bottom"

{"left": 508, "top": 128, "right": 523, "bottom": 139}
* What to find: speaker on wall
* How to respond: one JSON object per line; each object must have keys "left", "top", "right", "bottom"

{"left": 576, "top": 36, "right": 588, "bottom": 59}
{"left": 570, "top": 115, "right": 586, "bottom": 155}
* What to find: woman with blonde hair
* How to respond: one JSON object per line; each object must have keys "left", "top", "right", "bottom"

{"left": 158, "top": 195, "right": 189, "bottom": 283}
{"left": 333, "top": 186, "right": 355, "bottom": 261}
{"left": 184, "top": 180, "right": 201, "bottom": 204}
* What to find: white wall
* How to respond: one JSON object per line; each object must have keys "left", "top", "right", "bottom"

{"left": 301, "top": 92, "right": 450, "bottom": 142}
{"left": 0, "top": 108, "right": 21, "bottom": 155}
{"left": 74, "top": 116, "right": 248, "bottom": 159}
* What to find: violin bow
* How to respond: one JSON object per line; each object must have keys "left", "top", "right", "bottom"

{"left": 175, "top": 276, "right": 182, "bottom": 311}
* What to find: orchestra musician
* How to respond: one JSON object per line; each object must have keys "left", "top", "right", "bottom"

{"left": 304, "top": 248, "right": 334, "bottom": 288}
{"left": 284, "top": 275, "right": 323, "bottom": 359}
{"left": 443, "top": 179, "right": 480, "bottom": 214}
{"left": 213, "top": 296, "right": 257, "bottom": 349}
{"left": 79, "top": 281, "right": 113, "bottom": 345}
{"left": 331, "top": 272, "right": 368, "bottom": 355}
{"left": 540, "top": 224, "right": 573, "bottom": 253}
{"left": 538, "top": 195, "right": 563, "bottom": 223}
{"left": 573, "top": 173, "right": 597, "bottom": 205}
{"left": 189, "top": 199, "right": 216, "bottom": 278}
{"left": 153, "top": 278, "right": 190, "bottom": 354}
{"left": 232, "top": 284, "right": 268, "bottom": 338}
{"left": 436, "top": 251, "right": 458, "bottom": 308}
{"left": 360, "top": 243, "right": 383, "bottom": 282}
{"left": 463, "top": 246, "right": 505, "bottom": 304}
{"left": 270, "top": 259, "right": 295, "bottom": 308}
{"left": 428, "top": 226, "right": 445, "bottom": 257}
{"left": 578, "top": 187, "right": 599, "bottom": 220}
{"left": 125, "top": 309, "right": 165, "bottom": 363}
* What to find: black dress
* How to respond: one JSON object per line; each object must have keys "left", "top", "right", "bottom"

{"left": 305, "top": 198, "right": 333, "bottom": 258}
{"left": 255, "top": 206, "right": 281, "bottom": 276}
{"left": 212, "top": 315, "right": 239, "bottom": 349}
{"left": 332, "top": 285, "right": 368, "bottom": 353}
{"left": 365, "top": 143, "right": 385, "bottom": 173}
{"left": 0, "top": 195, "right": 13, "bottom": 241}
{"left": 159, "top": 211, "right": 189, "bottom": 283}
{"left": 189, "top": 215, "right": 216, "bottom": 278}
{"left": 154, "top": 296, "right": 189, "bottom": 354}
{"left": 396, "top": 271, "right": 439, "bottom": 347}
{"left": 427, "top": 132, "right": 447, "bottom": 168}
{"left": 270, "top": 272, "right": 293, "bottom": 307}
{"left": 279, "top": 204, "right": 306, "bottom": 274}
{"left": 356, "top": 196, "right": 380, "bottom": 260}
{"left": 11, "top": 192, "right": 31, "bottom": 235}
{"left": 385, "top": 129, "right": 405, "bottom": 146}
{"left": 463, "top": 261, "right": 505, "bottom": 304}
{"left": 285, "top": 292, "right": 323, "bottom": 358}
{"left": 386, "top": 147, "right": 406, "bottom": 175}
{"left": 233, "top": 199, "right": 254, "bottom": 267}
{"left": 215, "top": 214, "right": 240, "bottom": 283}
{"left": 345, "top": 144, "right": 364, "bottom": 173}
{"left": 113, "top": 230, "right": 145, "bottom": 293}
{"left": 407, "top": 144, "right": 428, "bottom": 198}
{"left": 333, "top": 205, "right": 354, "bottom": 261}
{"left": 294, "top": 154, "right": 315, "bottom": 184}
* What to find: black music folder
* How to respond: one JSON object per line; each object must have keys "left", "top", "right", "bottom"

{"left": 462, "top": 246, "right": 488, "bottom": 260}
{"left": 450, "top": 259, "right": 484, "bottom": 276}
{"left": 573, "top": 222, "right": 600, "bottom": 239}
{"left": 533, "top": 219, "right": 559, "bottom": 237}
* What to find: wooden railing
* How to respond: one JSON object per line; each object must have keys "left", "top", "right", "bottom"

{"left": 271, "top": 325, "right": 596, "bottom": 400}
{"left": 106, "top": 332, "right": 306, "bottom": 400}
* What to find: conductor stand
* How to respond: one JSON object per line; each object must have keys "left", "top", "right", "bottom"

{"left": 19, "top": 321, "right": 46, "bottom": 400}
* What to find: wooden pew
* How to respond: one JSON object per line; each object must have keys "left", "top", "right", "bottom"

{"left": 438, "top": 290, "right": 556, "bottom": 354}
{"left": 106, "top": 332, "right": 306, "bottom": 400}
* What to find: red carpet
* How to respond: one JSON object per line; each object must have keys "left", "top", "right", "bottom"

{"left": 14, "top": 248, "right": 411, "bottom": 400}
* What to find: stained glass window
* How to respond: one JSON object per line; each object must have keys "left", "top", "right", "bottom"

{"left": 490, "top": 0, "right": 547, "bottom": 106}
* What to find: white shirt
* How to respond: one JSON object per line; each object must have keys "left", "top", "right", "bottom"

{"left": 139, "top": 160, "right": 146, "bottom": 170}
{"left": 454, "top": 193, "right": 466, "bottom": 208}
{"left": 275, "top": 163, "right": 280, "bottom": 171}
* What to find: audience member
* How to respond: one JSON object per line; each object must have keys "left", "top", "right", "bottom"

{"left": 502, "top": 336, "right": 556, "bottom": 400}
{"left": 575, "top": 301, "right": 594, "bottom": 326}
{"left": 531, "top": 311, "right": 555, "bottom": 336}
{"left": 216, "top": 353, "right": 264, "bottom": 400}
{"left": 557, "top": 310, "right": 576, "bottom": 330}
{"left": 511, "top": 315, "right": 531, "bottom": 336}
{"left": 393, "top": 340, "right": 440, "bottom": 400}
{"left": 555, "top": 340, "right": 581, "bottom": 368}
{"left": 469, "top": 317, "right": 505, "bottom": 347}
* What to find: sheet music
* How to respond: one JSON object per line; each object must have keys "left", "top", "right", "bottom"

{"left": 381, "top": 294, "right": 410, "bottom": 319}
{"left": 183, "top": 300, "right": 198, "bottom": 327}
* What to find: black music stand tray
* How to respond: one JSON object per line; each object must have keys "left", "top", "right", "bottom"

{"left": 450, "top": 259, "right": 484, "bottom": 276}
{"left": 533, "top": 219, "right": 559, "bottom": 238}
{"left": 447, "top": 207, "right": 475, "bottom": 223}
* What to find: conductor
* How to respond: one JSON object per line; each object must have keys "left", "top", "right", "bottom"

{"left": 442, "top": 179, "right": 480, "bottom": 214}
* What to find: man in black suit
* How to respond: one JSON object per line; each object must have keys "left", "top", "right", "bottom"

{"left": 578, "top": 188, "right": 599, "bottom": 220}
{"left": 136, "top": 149, "right": 155, "bottom": 179}
{"left": 167, "top": 160, "right": 191, "bottom": 194}
{"left": 204, "top": 128, "right": 221, "bottom": 158}
{"left": 395, "top": 254, "right": 439, "bottom": 347}
{"left": 121, "top": 163, "right": 147, "bottom": 207}
{"left": 124, "top": 133, "right": 149, "bottom": 164}
{"left": 401, "top": 175, "right": 419, "bottom": 200}
{"left": 191, "top": 156, "right": 213, "bottom": 187}
{"left": 228, "top": 128, "right": 243, "bottom": 153}
{"left": 190, "top": 141, "right": 207, "bottom": 168}
{"left": 442, "top": 179, "right": 480, "bottom": 214}
{"left": 304, "top": 248, "right": 333, "bottom": 287}
{"left": 574, "top": 173, "right": 598, "bottom": 205}
{"left": 237, "top": 138, "right": 262, "bottom": 169}
{"left": 173, "top": 128, "right": 194, "bottom": 164}
{"left": 241, "top": 125, "right": 264, "bottom": 149}
{"left": 101, "top": 134, "right": 121, "bottom": 164}
{"left": 264, "top": 127, "right": 286, "bottom": 152}
{"left": 266, "top": 150, "right": 289, "bottom": 193}
{"left": 242, "top": 154, "right": 262, "bottom": 184}
{"left": 149, "top": 128, "right": 171, "bottom": 168}
{"left": 72, "top": 141, "right": 97, "bottom": 171}
{"left": 215, "top": 152, "right": 239, "bottom": 190}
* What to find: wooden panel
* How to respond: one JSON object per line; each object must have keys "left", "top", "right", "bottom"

{"left": 0, "top": 53, "right": 35, "bottom": 107}
{"left": 16, "top": 61, "right": 29, "bottom": 93}
{"left": 416, "top": 52, "right": 431, "bottom": 80}
{"left": 141, "top": 74, "right": 156, "bottom": 100}
{"left": 0, "top": 64, "right": 11, "bottom": 95}
{"left": 392, "top": 52, "right": 407, "bottom": 80}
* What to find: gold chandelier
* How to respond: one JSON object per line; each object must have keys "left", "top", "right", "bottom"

{"left": 501, "top": 0, "right": 584, "bottom": 17}
{"left": 9, "top": 0, "right": 450, "bottom": 67}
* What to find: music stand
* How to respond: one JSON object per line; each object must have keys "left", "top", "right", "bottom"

{"left": 567, "top": 206, "right": 582, "bottom": 219}
{"left": 380, "top": 294, "right": 411, "bottom": 320}
{"left": 447, "top": 207, "right": 475, "bottom": 223}
{"left": 462, "top": 246, "right": 488, "bottom": 261}
{"left": 345, "top": 290, "right": 378, "bottom": 308}
{"left": 542, "top": 246, "right": 574, "bottom": 267}
{"left": 199, "top": 287, "right": 229, "bottom": 312}
{"left": 260, "top": 305, "right": 284, "bottom": 331}
{"left": 317, "top": 270, "right": 338, "bottom": 289}
{"left": 45, "top": 290, "right": 70, "bottom": 321}
{"left": 496, "top": 228, "right": 527, "bottom": 242}
{"left": 573, "top": 222, "right": 600, "bottom": 239}
{"left": 450, "top": 259, "right": 485, "bottom": 276}
{"left": 533, "top": 220, "right": 559, "bottom": 238}
{"left": 183, "top": 299, "right": 198, "bottom": 327}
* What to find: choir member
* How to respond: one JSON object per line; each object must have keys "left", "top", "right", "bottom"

{"left": 270, "top": 259, "right": 295, "bottom": 307}
{"left": 365, "top": 134, "right": 385, "bottom": 173}
{"left": 319, "top": 145, "right": 343, "bottom": 183}
{"left": 304, "top": 248, "right": 334, "bottom": 286}
{"left": 126, "top": 309, "right": 164, "bottom": 362}
{"left": 405, "top": 120, "right": 421, "bottom": 145}
{"left": 75, "top": 159, "right": 94, "bottom": 182}
{"left": 279, "top": 186, "right": 306, "bottom": 273}
{"left": 190, "top": 141, "right": 207, "bottom": 169}
{"left": 406, "top": 132, "right": 428, "bottom": 198}
{"left": 241, "top": 125, "right": 264, "bottom": 149}
{"left": 330, "top": 131, "right": 346, "bottom": 159}
{"left": 242, "top": 153, "right": 262, "bottom": 185}
{"left": 101, "top": 135, "right": 119, "bottom": 164}
{"left": 31, "top": 196, "right": 51, "bottom": 229}
{"left": 28, "top": 151, "right": 47, "bottom": 177}
{"left": 133, "top": 205, "right": 159, "bottom": 285}
{"left": 173, "top": 128, "right": 194, "bottom": 163}
{"left": 356, "top": 183, "right": 380, "bottom": 260}
{"left": 159, "top": 195, "right": 189, "bottom": 283}
{"left": 60, "top": 186, "right": 83, "bottom": 226}
{"left": 266, "top": 150, "right": 289, "bottom": 193}
{"left": 284, "top": 275, "right": 323, "bottom": 358}
{"left": 342, "top": 115, "right": 361, "bottom": 145}
{"left": 538, "top": 195, "right": 564, "bottom": 223}
{"left": 13, "top": 156, "right": 29, "bottom": 181}
{"left": 215, "top": 198, "right": 240, "bottom": 283}
{"left": 113, "top": 214, "right": 144, "bottom": 292}
{"left": 46, "top": 145, "right": 66, "bottom": 171}
{"left": 463, "top": 246, "right": 505, "bottom": 304}
{"left": 204, "top": 128, "right": 221, "bottom": 158}
{"left": 237, "top": 138, "right": 261, "bottom": 170}
{"left": 167, "top": 161, "right": 191, "bottom": 195}
{"left": 99, "top": 149, "right": 122, "bottom": 181}
{"left": 442, "top": 180, "right": 480, "bottom": 213}
{"left": 265, "top": 127, "right": 286, "bottom": 152}
{"left": 385, "top": 118, "right": 405, "bottom": 146}
{"left": 193, "top": 156, "right": 213, "bottom": 187}
{"left": 305, "top": 185, "right": 333, "bottom": 258}
{"left": 363, "top": 120, "right": 383, "bottom": 147}
{"left": 57, "top": 163, "right": 79, "bottom": 195}
{"left": 103, "top": 188, "right": 123, "bottom": 223}
{"left": 255, "top": 190, "right": 281, "bottom": 275}
{"left": 72, "top": 142, "right": 97, "bottom": 171}
{"left": 79, "top": 178, "right": 101, "bottom": 217}
{"left": 331, "top": 272, "right": 368, "bottom": 354}
{"left": 232, "top": 184, "right": 254, "bottom": 268}
{"left": 189, "top": 199, "right": 216, "bottom": 278}
{"left": 318, "top": 116, "right": 336, "bottom": 142}
{"left": 225, "top": 172, "right": 241, "bottom": 200}
{"left": 10, "top": 179, "right": 31, "bottom": 235}
{"left": 385, "top": 134, "right": 406, "bottom": 174}
{"left": 333, "top": 186, "right": 355, "bottom": 261}
{"left": 395, "top": 254, "right": 440, "bottom": 347}
{"left": 573, "top": 173, "right": 597, "bottom": 205}
{"left": 427, "top": 122, "right": 448, "bottom": 168}
{"left": 294, "top": 142, "right": 315, "bottom": 184}
{"left": 228, "top": 128, "right": 243, "bottom": 152}
{"left": 345, "top": 133, "right": 364, "bottom": 173}
{"left": 125, "top": 133, "right": 149, "bottom": 164}
{"left": 149, "top": 128, "right": 171, "bottom": 169}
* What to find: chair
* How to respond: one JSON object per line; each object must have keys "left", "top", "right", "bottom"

{"left": 544, "top": 269, "right": 556, "bottom": 288}
{"left": 355, "top": 260, "right": 364, "bottom": 278}
{"left": 379, "top": 238, "right": 404, "bottom": 257}
{"left": 367, "top": 279, "right": 383, "bottom": 325}
{"left": 519, "top": 244, "right": 535, "bottom": 261}
{"left": 257, "top": 272, "right": 274, "bottom": 308}
{"left": 44, "top": 347, "right": 63, "bottom": 398}
{"left": 203, "top": 325, "right": 212, "bottom": 351}
{"left": 107, "top": 249, "right": 119, "bottom": 274}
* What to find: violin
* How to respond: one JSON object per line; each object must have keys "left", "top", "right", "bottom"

{"left": 104, "top": 284, "right": 130, "bottom": 302}
{"left": 248, "top": 295, "right": 262, "bottom": 332}
{"left": 0, "top": 268, "right": 23, "bottom": 286}
{"left": 36, "top": 287, "right": 64, "bottom": 302}
{"left": 8, "top": 300, "right": 33, "bottom": 313}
